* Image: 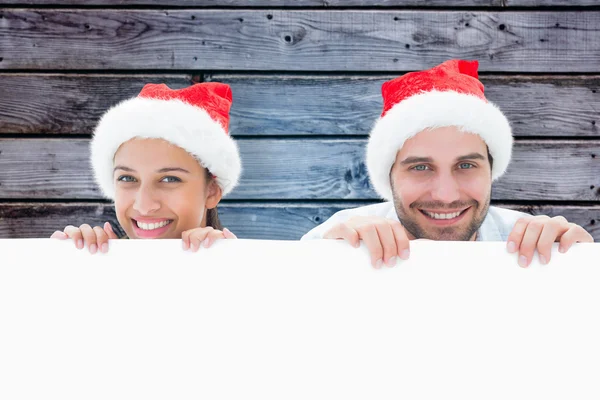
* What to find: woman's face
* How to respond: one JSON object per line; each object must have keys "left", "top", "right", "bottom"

{"left": 112, "top": 138, "right": 222, "bottom": 239}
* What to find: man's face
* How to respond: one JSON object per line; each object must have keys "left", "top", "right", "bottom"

{"left": 390, "top": 126, "right": 492, "bottom": 241}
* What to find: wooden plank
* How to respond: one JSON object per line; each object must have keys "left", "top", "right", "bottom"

{"left": 1, "top": 10, "right": 599, "bottom": 72}
{"left": 0, "top": 74, "right": 196, "bottom": 135}
{"left": 0, "top": 1, "right": 597, "bottom": 7}
{"left": 1, "top": 73, "right": 598, "bottom": 137}
{"left": 209, "top": 74, "right": 600, "bottom": 137}
{"left": 0, "top": 139, "right": 598, "bottom": 201}
{"left": 1, "top": 202, "right": 599, "bottom": 241}
{"left": 0, "top": 202, "right": 126, "bottom": 238}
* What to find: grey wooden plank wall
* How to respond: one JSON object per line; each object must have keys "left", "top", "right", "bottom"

{"left": 0, "top": 1, "right": 599, "bottom": 240}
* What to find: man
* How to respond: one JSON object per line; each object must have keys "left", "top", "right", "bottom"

{"left": 302, "top": 60, "right": 593, "bottom": 268}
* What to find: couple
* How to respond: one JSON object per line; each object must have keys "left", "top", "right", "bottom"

{"left": 51, "top": 59, "right": 594, "bottom": 268}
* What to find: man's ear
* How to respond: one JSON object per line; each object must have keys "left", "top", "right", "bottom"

{"left": 205, "top": 179, "right": 223, "bottom": 209}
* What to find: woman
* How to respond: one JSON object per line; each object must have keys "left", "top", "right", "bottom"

{"left": 51, "top": 82, "right": 242, "bottom": 254}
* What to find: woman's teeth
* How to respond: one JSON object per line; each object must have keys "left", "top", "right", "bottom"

{"left": 136, "top": 220, "right": 171, "bottom": 230}
{"left": 422, "top": 210, "right": 462, "bottom": 220}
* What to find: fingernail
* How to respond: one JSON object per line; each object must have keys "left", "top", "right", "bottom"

{"left": 386, "top": 256, "right": 396, "bottom": 267}
{"left": 374, "top": 259, "right": 383, "bottom": 269}
{"left": 101, "top": 243, "right": 108, "bottom": 253}
{"left": 539, "top": 255, "right": 547, "bottom": 265}
{"left": 182, "top": 241, "right": 188, "bottom": 250}
{"left": 77, "top": 239, "right": 83, "bottom": 249}
{"left": 89, "top": 244, "right": 97, "bottom": 254}
{"left": 559, "top": 246, "right": 566, "bottom": 253}
{"left": 203, "top": 238, "right": 211, "bottom": 248}
{"left": 507, "top": 241, "right": 517, "bottom": 253}
{"left": 518, "top": 255, "right": 528, "bottom": 268}
{"left": 400, "top": 249, "right": 410, "bottom": 260}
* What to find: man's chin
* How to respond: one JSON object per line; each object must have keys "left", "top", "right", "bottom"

{"left": 420, "top": 228, "right": 475, "bottom": 241}
{"left": 405, "top": 216, "right": 478, "bottom": 241}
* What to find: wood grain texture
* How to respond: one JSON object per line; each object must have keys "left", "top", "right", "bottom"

{"left": 0, "top": 1, "right": 596, "bottom": 7}
{"left": 208, "top": 74, "right": 600, "bottom": 137}
{"left": 1, "top": 73, "right": 598, "bottom": 137}
{"left": 1, "top": 202, "right": 598, "bottom": 241}
{"left": 0, "top": 74, "right": 197, "bottom": 135}
{"left": 1, "top": 10, "right": 599, "bottom": 71}
{"left": 0, "top": 139, "right": 598, "bottom": 201}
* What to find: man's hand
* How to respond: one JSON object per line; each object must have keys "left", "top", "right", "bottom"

{"left": 507, "top": 215, "right": 594, "bottom": 267}
{"left": 323, "top": 216, "right": 410, "bottom": 268}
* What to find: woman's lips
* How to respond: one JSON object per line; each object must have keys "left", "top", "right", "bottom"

{"left": 130, "top": 218, "right": 173, "bottom": 239}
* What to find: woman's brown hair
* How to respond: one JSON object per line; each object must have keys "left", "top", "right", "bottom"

{"left": 204, "top": 168, "right": 223, "bottom": 230}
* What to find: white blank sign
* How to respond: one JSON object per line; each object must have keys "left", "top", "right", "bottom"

{"left": 1, "top": 239, "right": 599, "bottom": 400}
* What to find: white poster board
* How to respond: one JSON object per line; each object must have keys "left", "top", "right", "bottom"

{"left": 1, "top": 239, "right": 599, "bottom": 400}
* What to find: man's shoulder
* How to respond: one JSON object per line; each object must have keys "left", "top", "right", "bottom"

{"left": 481, "top": 206, "right": 530, "bottom": 241}
{"left": 301, "top": 202, "right": 395, "bottom": 240}
{"left": 487, "top": 206, "right": 530, "bottom": 223}
{"left": 334, "top": 202, "right": 396, "bottom": 218}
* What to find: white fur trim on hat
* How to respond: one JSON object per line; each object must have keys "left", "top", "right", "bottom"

{"left": 91, "top": 97, "right": 242, "bottom": 199}
{"left": 366, "top": 90, "right": 513, "bottom": 201}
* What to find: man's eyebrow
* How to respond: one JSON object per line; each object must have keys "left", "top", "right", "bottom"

{"left": 400, "top": 156, "right": 433, "bottom": 165}
{"left": 455, "top": 153, "right": 486, "bottom": 162}
{"left": 156, "top": 167, "right": 190, "bottom": 174}
{"left": 114, "top": 165, "right": 135, "bottom": 172}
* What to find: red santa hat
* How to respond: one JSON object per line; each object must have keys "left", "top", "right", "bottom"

{"left": 366, "top": 59, "right": 513, "bottom": 201}
{"left": 90, "top": 82, "right": 241, "bottom": 200}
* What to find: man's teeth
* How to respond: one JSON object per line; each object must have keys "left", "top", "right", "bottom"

{"left": 423, "top": 210, "right": 462, "bottom": 220}
{"left": 136, "top": 220, "right": 171, "bottom": 230}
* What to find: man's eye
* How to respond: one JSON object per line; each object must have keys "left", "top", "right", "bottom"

{"left": 459, "top": 163, "right": 474, "bottom": 169}
{"left": 412, "top": 165, "right": 429, "bottom": 171}
{"left": 161, "top": 176, "right": 182, "bottom": 183}
{"left": 117, "top": 175, "right": 136, "bottom": 182}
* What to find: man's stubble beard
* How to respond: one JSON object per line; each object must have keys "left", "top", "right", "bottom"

{"left": 391, "top": 181, "right": 491, "bottom": 241}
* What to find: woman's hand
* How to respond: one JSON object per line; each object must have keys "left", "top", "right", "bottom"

{"left": 181, "top": 227, "right": 237, "bottom": 252}
{"left": 50, "top": 222, "right": 118, "bottom": 254}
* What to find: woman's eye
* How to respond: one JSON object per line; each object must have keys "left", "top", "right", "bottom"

{"left": 412, "top": 165, "right": 429, "bottom": 171}
{"left": 459, "top": 163, "right": 474, "bottom": 169}
{"left": 117, "top": 175, "right": 136, "bottom": 182}
{"left": 161, "top": 176, "right": 182, "bottom": 183}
